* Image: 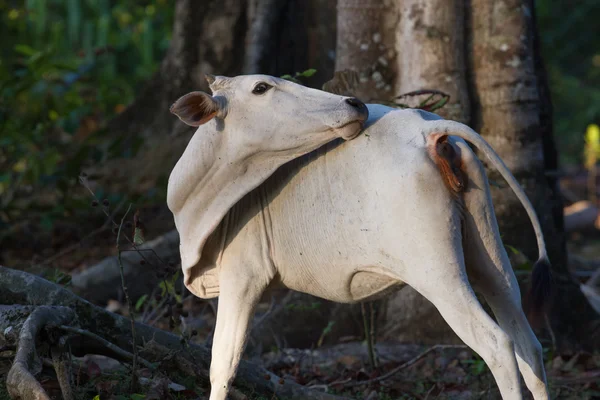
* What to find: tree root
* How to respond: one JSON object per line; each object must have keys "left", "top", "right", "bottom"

{"left": 0, "top": 266, "right": 350, "bottom": 400}
{"left": 5, "top": 306, "right": 76, "bottom": 400}
{"left": 51, "top": 345, "right": 74, "bottom": 400}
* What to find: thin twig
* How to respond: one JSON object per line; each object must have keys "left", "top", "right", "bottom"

{"left": 40, "top": 197, "right": 126, "bottom": 266}
{"left": 141, "top": 286, "right": 159, "bottom": 323}
{"left": 251, "top": 295, "right": 276, "bottom": 333}
{"left": 550, "top": 370, "right": 600, "bottom": 384}
{"left": 544, "top": 313, "right": 557, "bottom": 354}
{"left": 40, "top": 226, "right": 108, "bottom": 266}
{"left": 147, "top": 296, "right": 169, "bottom": 326}
{"left": 423, "top": 383, "right": 436, "bottom": 400}
{"left": 57, "top": 325, "right": 154, "bottom": 369}
{"left": 341, "top": 344, "right": 468, "bottom": 388}
{"left": 369, "top": 301, "right": 378, "bottom": 368}
{"left": 117, "top": 204, "right": 139, "bottom": 391}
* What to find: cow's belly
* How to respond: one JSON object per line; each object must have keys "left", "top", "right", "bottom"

{"left": 280, "top": 264, "right": 405, "bottom": 303}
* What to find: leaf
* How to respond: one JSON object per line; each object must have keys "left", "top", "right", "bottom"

{"left": 14, "top": 44, "right": 38, "bottom": 57}
{"left": 300, "top": 68, "right": 317, "bottom": 77}
{"left": 135, "top": 294, "right": 148, "bottom": 311}
{"left": 505, "top": 244, "right": 521, "bottom": 255}
{"left": 93, "top": 395, "right": 100, "bottom": 400}
{"left": 584, "top": 124, "right": 600, "bottom": 169}
{"left": 133, "top": 226, "right": 145, "bottom": 245}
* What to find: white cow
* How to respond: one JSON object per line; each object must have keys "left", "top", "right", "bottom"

{"left": 167, "top": 74, "right": 551, "bottom": 400}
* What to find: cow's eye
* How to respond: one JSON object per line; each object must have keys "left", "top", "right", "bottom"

{"left": 252, "top": 82, "right": 272, "bottom": 95}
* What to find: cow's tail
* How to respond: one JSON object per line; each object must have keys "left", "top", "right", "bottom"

{"left": 426, "top": 120, "right": 551, "bottom": 319}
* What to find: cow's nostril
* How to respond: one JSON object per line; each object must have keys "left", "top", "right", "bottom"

{"left": 345, "top": 97, "right": 364, "bottom": 110}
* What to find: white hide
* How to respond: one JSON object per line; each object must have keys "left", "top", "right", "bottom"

{"left": 167, "top": 74, "right": 368, "bottom": 299}
{"left": 169, "top": 100, "right": 550, "bottom": 400}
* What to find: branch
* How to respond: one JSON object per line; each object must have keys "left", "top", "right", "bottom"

{"left": 116, "top": 204, "right": 139, "bottom": 392}
{"left": 57, "top": 325, "right": 154, "bottom": 369}
{"left": 340, "top": 344, "right": 468, "bottom": 388}
{"left": 70, "top": 229, "right": 180, "bottom": 303}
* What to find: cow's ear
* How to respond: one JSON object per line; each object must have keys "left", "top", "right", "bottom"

{"left": 170, "top": 91, "right": 221, "bottom": 127}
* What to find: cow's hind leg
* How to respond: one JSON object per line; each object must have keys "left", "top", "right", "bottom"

{"left": 465, "top": 237, "right": 549, "bottom": 400}
{"left": 399, "top": 239, "right": 523, "bottom": 400}
{"left": 457, "top": 141, "right": 549, "bottom": 400}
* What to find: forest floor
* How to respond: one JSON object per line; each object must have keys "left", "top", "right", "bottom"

{"left": 1, "top": 172, "right": 599, "bottom": 400}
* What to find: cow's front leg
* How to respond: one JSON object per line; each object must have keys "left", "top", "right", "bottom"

{"left": 209, "top": 265, "right": 269, "bottom": 400}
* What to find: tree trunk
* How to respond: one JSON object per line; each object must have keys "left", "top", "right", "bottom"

{"left": 467, "top": 0, "right": 553, "bottom": 262}
{"left": 467, "top": 0, "right": 598, "bottom": 349}
{"left": 379, "top": 0, "right": 471, "bottom": 344}
{"left": 529, "top": 1, "right": 600, "bottom": 349}
{"left": 396, "top": 0, "right": 470, "bottom": 123}
{"left": 335, "top": 0, "right": 400, "bottom": 102}
{"left": 89, "top": 0, "right": 248, "bottom": 196}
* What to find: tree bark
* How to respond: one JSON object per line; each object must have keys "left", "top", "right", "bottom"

{"left": 467, "top": 0, "right": 555, "bottom": 261}
{"left": 396, "top": 0, "right": 470, "bottom": 123}
{"left": 335, "top": 0, "right": 400, "bottom": 102}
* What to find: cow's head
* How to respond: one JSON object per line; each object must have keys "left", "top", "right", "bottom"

{"left": 170, "top": 74, "right": 368, "bottom": 155}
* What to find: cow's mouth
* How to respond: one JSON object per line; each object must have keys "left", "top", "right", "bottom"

{"left": 338, "top": 120, "right": 364, "bottom": 140}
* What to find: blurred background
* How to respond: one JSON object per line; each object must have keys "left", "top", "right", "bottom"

{"left": 1, "top": 0, "right": 600, "bottom": 399}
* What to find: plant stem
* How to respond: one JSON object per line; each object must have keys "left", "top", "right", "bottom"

{"left": 117, "top": 203, "right": 139, "bottom": 392}
{"left": 369, "top": 301, "right": 378, "bottom": 368}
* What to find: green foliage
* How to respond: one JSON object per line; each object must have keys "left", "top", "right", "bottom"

{"left": 159, "top": 269, "right": 182, "bottom": 303}
{"left": 285, "top": 301, "right": 321, "bottom": 311}
{"left": 537, "top": 0, "right": 600, "bottom": 165}
{"left": 134, "top": 293, "right": 148, "bottom": 312}
{"left": 316, "top": 320, "right": 335, "bottom": 347}
{"left": 44, "top": 267, "right": 73, "bottom": 286}
{"left": 461, "top": 355, "right": 487, "bottom": 376}
{"left": 0, "top": 0, "right": 173, "bottom": 230}
{"left": 280, "top": 69, "right": 317, "bottom": 83}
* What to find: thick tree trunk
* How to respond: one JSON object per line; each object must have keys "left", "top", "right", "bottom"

{"left": 467, "top": 0, "right": 598, "bottom": 348}
{"left": 529, "top": 2, "right": 600, "bottom": 349}
{"left": 335, "top": 0, "right": 400, "bottom": 102}
{"left": 396, "top": 0, "right": 470, "bottom": 123}
{"left": 467, "top": 0, "right": 553, "bottom": 262}
{"left": 380, "top": 0, "right": 471, "bottom": 344}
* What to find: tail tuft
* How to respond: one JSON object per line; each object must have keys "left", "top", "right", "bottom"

{"left": 527, "top": 257, "right": 553, "bottom": 322}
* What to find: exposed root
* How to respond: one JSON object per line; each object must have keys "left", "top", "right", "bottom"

{"left": 0, "top": 266, "right": 352, "bottom": 400}
{"left": 51, "top": 345, "right": 74, "bottom": 400}
{"left": 6, "top": 306, "right": 75, "bottom": 400}
{"left": 57, "top": 325, "right": 154, "bottom": 369}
